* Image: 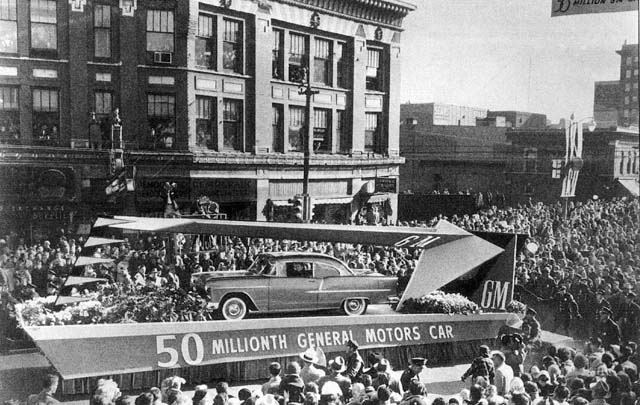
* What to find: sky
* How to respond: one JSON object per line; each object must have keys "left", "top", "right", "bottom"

{"left": 400, "top": 1, "right": 639, "bottom": 123}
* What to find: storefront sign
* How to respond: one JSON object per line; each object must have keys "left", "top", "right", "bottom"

{"left": 551, "top": 0, "right": 637, "bottom": 17}
{"left": 375, "top": 177, "right": 397, "bottom": 193}
{"left": 0, "top": 204, "right": 72, "bottom": 221}
{"left": 26, "top": 313, "right": 509, "bottom": 379}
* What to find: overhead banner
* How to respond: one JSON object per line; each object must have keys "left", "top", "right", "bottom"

{"left": 25, "top": 313, "right": 510, "bottom": 379}
{"left": 551, "top": 0, "right": 638, "bottom": 17}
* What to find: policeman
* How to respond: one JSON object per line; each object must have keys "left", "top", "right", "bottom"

{"left": 521, "top": 308, "right": 541, "bottom": 345}
{"left": 344, "top": 339, "right": 364, "bottom": 383}
{"left": 553, "top": 284, "right": 580, "bottom": 335}
{"left": 400, "top": 357, "right": 427, "bottom": 392}
{"left": 595, "top": 307, "right": 621, "bottom": 349}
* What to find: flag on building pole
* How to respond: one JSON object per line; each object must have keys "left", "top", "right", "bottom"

{"left": 551, "top": 0, "right": 638, "bottom": 17}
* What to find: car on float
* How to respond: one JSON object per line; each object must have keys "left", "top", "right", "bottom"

{"left": 191, "top": 252, "right": 398, "bottom": 320}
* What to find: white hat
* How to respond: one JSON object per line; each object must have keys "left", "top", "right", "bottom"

{"left": 299, "top": 347, "right": 318, "bottom": 363}
{"left": 320, "top": 381, "right": 342, "bottom": 396}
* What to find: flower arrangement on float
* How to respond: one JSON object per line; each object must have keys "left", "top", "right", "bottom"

{"left": 399, "top": 290, "right": 479, "bottom": 315}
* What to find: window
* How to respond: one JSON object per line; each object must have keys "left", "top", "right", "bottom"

{"left": 626, "top": 83, "right": 631, "bottom": 92}
{"left": 314, "top": 262, "right": 340, "bottom": 278}
{"left": 0, "top": 0, "right": 17, "bottom": 53}
{"left": 196, "top": 14, "right": 215, "bottom": 69}
{"left": 635, "top": 83, "right": 639, "bottom": 90}
{"left": 551, "top": 159, "right": 563, "bottom": 179}
{"left": 30, "top": 0, "right": 57, "bottom": 53}
{"left": 626, "top": 70, "right": 631, "bottom": 79}
{"left": 285, "top": 262, "right": 312, "bottom": 278}
{"left": 524, "top": 148, "right": 537, "bottom": 172}
{"left": 366, "top": 48, "right": 381, "bottom": 91}
{"left": 625, "top": 96, "right": 630, "bottom": 105}
{"left": 222, "top": 19, "right": 242, "bottom": 73}
{"left": 147, "top": 94, "right": 176, "bottom": 149}
{"left": 146, "top": 10, "right": 174, "bottom": 52}
{"left": 313, "top": 108, "right": 330, "bottom": 152}
{"left": 627, "top": 57, "right": 632, "bottom": 65}
{"left": 289, "top": 33, "right": 307, "bottom": 82}
{"left": 634, "top": 69, "right": 639, "bottom": 76}
{"left": 272, "top": 29, "right": 284, "bottom": 79}
{"left": 32, "top": 88, "right": 59, "bottom": 146}
{"left": 623, "top": 109, "right": 629, "bottom": 118}
{"left": 222, "top": 99, "right": 242, "bottom": 151}
{"left": 336, "top": 42, "right": 348, "bottom": 88}
{"left": 0, "top": 86, "right": 19, "bottom": 143}
{"left": 272, "top": 104, "right": 283, "bottom": 152}
{"left": 313, "top": 38, "right": 331, "bottom": 85}
{"left": 364, "top": 113, "right": 380, "bottom": 152}
{"left": 93, "top": 91, "right": 112, "bottom": 147}
{"left": 94, "top": 5, "right": 111, "bottom": 58}
{"left": 336, "top": 110, "right": 349, "bottom": 153}
{"left": 196, "top": 96, "right": 216, "bottom": 149}
{"left": 288, "top": 106, "right": 305, "bottom": 152}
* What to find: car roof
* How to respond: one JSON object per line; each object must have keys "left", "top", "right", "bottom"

{"left": 260, "top": 251, "right": 341, "bottom": 261}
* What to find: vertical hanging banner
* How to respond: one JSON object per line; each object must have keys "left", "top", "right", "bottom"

{"left": 551, "top": 0, "right": 638, "bottom": 17}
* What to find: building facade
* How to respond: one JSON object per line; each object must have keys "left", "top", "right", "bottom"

{"left": 485, "top": 111, "right": 547, "bottom": 129}
{"left": 505, "top": 129, "right": 639, "bottom": 204}
{"left": 399, "top": 103, "right": 510, "bottom": 196}
{"left": 617, "top": 43, "right": 639, "bottom": 128}
{"left": 0, "top": 0, "right": 415, "bottom": 238}
{"left": 594, "top": 42, "right": 639, "bottom": 129}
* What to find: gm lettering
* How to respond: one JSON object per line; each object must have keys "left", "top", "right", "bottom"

{"left": 480, "top": 281, "right": 511, "bottom": 310}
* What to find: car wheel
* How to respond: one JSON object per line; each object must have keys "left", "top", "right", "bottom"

{"left": 342, "top": 298, "right": 368, "bottom": 316}
{"left": 221, "top": 297, "right": 248, "bottom": 320}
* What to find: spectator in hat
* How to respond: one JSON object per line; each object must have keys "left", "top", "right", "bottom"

{"left": 615, "top": 292, "right": 640, "bottom": 343}
{"left": 300, "top": 348, "right": 325, "bottom": 385}
{"left": 193, "top": 385, "right": 211, "bottom": 405}
{"left": 589, "top": 380, "right": 610, "bottom": 405}
{"left": 595, "top": 308, "right": 621, "bottom": 349}
{"left": 279, "top": 361, "right": 305, "bottom": 404}
{"left": 536, "top": 370, "right": 555, "bottom": 399}
{"left": 399, "top": 380, "right": 428, "bottom": 405}
{"left": 214, "top": 382, "right": 230, "bottom": 405}
{"left": 319, "top": 381, "right": 343, "bottom": 405}
{"left": 492, "top": 351, "right": 513, "bottom": 396}
{"left": 373, "top": 359, "right": 402, "bottom": 396}
{"left": 262, "top": 362, "right": 283, "bottom": 395}
{"left": 364, "top": 352, "right": 383, "bottom": 379}
{"left": 521, "top": 308, "right": 541, "bottom": 345}
{"left": 553, "top": 284, "right": 580, "bottom": 335}
{"left": 400, "top": 357, "right": 426, "bottom": 392}
{"left": 461, "top": 345, "right": 495, "bottom": 386}
{"left": 319, "top": 356, "right": 351, "bottom": 399}
{"left": 344, "top": 340, "right": 364, "bottom": 383}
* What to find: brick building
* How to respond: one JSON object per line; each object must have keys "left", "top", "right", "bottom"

{"left": 594, "top": 42, "right": 639, "bottom": 129}
{"left": 0, "top": 0, "right": 415, "bottom": 238}
{"left": 505, "top": 128, "right": 639, "bottom": 204}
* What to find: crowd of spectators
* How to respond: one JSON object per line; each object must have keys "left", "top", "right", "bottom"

{"left": 17, "top": 327, "right": 640, "bottom": 405}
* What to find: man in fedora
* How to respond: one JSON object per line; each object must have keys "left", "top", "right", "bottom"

{"left": 595, "top": 307, "right": 621, "bottom": 349}
{"left": 344, "top": 339, "right": 364, "bottom": 383}
{"left": 400, "top": 357, "right": 426, "bottom": 392}
{"left": 521, "top": 308, "right": 541, "bottom": 345}
{"left": 299, "top": 347, "right": 325, "bottom": 385}
{"left": 318, "top": 356, "right": 351, "bottom": 399}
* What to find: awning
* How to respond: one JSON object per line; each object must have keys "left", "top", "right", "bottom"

{"left": 618, "top": 178, "right": 639, "bottom": 197}
{"left": 366, "top": 193, "right": 391, "bottom": 204}
{"left": 83, "top": 237, "right": 125, "bottom": 248}
{"left": 312, "top": 196, "right": 353, "bottom": 205}
{"left": 74, "top": 256, "right": 115, "bottom": 267}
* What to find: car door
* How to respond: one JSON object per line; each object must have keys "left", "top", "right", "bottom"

{"left": 267, "top": 260, "right": 320, "bottom": 312}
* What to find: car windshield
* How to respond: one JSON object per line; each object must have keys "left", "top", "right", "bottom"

{"left": 247, "top": 256, "right": 275, "bottom": 275}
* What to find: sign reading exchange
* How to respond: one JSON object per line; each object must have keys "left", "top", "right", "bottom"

{"left": 26, "top": 313, "right": 509, "bottom": 379}
{"left": 551, "top": 0, "right": 637, "bottom": 17}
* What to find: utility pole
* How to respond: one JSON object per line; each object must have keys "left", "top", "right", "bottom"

{"left": 298, "top": 67, "right": 319, "bottom": 222}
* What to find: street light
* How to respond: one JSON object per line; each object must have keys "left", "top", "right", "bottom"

{"left": 297, "top": 67, "right": 319, "bottom": 222}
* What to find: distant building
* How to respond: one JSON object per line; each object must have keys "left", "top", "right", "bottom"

{"left": 617, "top": 43, "right": 639, "bottom": 127}
{"left": 505, "top": 128, "right": 639, "bottom": 203}
{"left": 593, "top": 80, "right": 621, "bottom": 129}
{"left": 399, "top": 103, "right": 510, "bottom": 195}
{"left": 401, "top": 103, "right": 488, "bottom": 127}
{"left": 486, "top": 111, "right": 547, "bottom": 129}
